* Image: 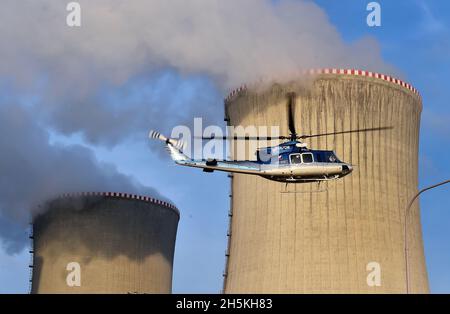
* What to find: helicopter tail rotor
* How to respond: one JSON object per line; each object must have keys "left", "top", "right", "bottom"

{"left": 149, "top": 130, "right": 184, "bottom": 149}
{"left": 149, "top": 130, "right": 188, "bottom": 161}
{"left": 149, "top": 130, "right": 168, "bottom": 142}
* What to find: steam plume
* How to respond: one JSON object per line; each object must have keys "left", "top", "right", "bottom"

{"left": 0, "top": 0, "right": 393, "bottom": 251}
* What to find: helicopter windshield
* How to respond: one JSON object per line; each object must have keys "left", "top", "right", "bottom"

{"left": 314, "top": 150, "right": 341, "bottom": 163}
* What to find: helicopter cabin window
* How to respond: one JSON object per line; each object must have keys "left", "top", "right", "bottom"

{"left": 301, "top": 153, "right": 314, "bottom": 163}
{"left": 289, "top": 154, "right": 302, "bottom": 164}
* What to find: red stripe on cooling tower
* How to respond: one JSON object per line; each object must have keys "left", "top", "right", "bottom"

{"left": 225, "top": 68, "right": 421, "bottom": 102}
{"left": 57, "top": 192, "right": 178, "bottom": 212}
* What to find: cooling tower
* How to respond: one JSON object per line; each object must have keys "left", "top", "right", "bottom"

{"left": 30, "top": 192, "right": 179, "bottom": 294}
{"left": 223, "top": 69, "right": 428, "bottom": 293}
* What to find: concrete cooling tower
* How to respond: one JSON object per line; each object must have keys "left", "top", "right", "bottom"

{"left": 30, "top": 192, "right": 179, "bottom": 294}
{"left": 222, "top": 69, "right": 428, "bottom": 293}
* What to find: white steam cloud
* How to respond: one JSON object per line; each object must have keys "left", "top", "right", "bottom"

{"left": 0, "top": 0, "right": 393, "bottom": 251}
{"left": 0, "top": 0, "right": 395, "bottom": 143}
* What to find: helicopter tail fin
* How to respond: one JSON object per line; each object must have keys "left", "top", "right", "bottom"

{"left": 165, "top": 142, "right": 189, "bottom": 162}
{"left": 149, "top": 130, "right": 189, "bottom": 162}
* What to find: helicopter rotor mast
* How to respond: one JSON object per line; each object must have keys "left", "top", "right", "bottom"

{"left": 287, "top": 92, "right": 298, "bottom": 142}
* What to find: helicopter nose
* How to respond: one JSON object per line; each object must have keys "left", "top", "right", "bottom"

{"left": 342, "top": 164, "right": 353, "bottom": 174}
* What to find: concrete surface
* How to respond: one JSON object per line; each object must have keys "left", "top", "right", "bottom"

{"left": 223, "top": 73, "right": 429, "bottom": 293}
{"left": 31, "top": 193, "right": 179, "bottom": 294}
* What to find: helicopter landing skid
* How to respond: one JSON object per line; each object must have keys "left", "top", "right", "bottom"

{"left": 280, "top": 176, "right": 336, "bottom": 194}
{"left": 281, "top": 185, "right": 327, "bottom": 194}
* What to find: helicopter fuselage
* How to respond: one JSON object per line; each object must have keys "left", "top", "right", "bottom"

{"left": 173, "top": 141, "right": 353, "bottom": 183}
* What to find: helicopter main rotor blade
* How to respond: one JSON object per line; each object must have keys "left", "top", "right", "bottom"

{"left": 287, "top": 92, "right": 297, "bottom": 137}
{"left": 298, "top": 126, "right": 394, "bottom": 139}
{"left": 195, "top": 135, "right": 290, "bottom": 140}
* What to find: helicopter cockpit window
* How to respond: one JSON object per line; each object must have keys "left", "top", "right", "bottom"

{"left": 301, "top": 153, "right": 314, "bottom": 163}
{"left": 327, "top": 152, "right": 337, "bottom": 163}
{"left": 290, "top": 154, "right": 302, "bottom": 164}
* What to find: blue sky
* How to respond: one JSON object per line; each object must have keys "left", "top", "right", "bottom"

{"left": 1, "top": 0, "right": 449, "bottom": 293}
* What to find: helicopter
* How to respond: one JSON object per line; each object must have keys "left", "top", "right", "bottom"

{"left": 150, "top": 93, "right": 392, "bottom": 183}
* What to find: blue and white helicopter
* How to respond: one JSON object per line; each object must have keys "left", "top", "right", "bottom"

{"left": 150, "top": 93, "right": 392, "bottom": 183}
